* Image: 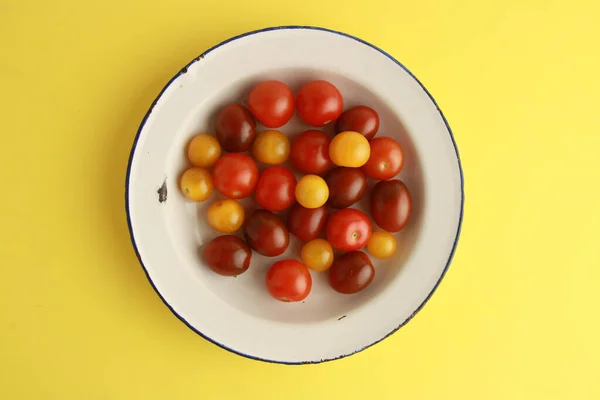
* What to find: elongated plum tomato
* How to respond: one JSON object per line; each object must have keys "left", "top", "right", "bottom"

{"left": 266, "top": 260, "right": 312, "bottom": 302}
{"left": 328, "top": 251, "right": 374, "bottom": 294}
{"left": 244, "top": 210, "right": 290, "bottom": 257}
{"left": 326, "top": 208, "right": 372, "bottom": 251}
{"left": 215, "top": 104, "right": 256, "bottom": 152}
{"left": 287, "top": 203, "right": 328, "bottom": 241}
{"left": 255, "top": 166, "right": 296, "bottom": 212}
{"left": 248, "top": 80, "right": 295, "bottom": 128}
{"left": 290, "top": 130, "right": 332, "bottom": 174}
{"left": 335, "top": 106, "right": 380, "bottom": 140}
{"left": 211, "top": 153, "right": 258, "bottom": 199}
{"left": 363, "top": 137, "right": 404, "bottom": 180}
{"left": 325, "top": 167, "right": 367, "bottom": 209}
{"left": 203, "top": 235, "right": 252, "bottom": 276}
{"left": 296, "top": 80, "right": 343, "bottom": 126}
{"left": 370, "top": 179, "right": 412, "bottom": 232}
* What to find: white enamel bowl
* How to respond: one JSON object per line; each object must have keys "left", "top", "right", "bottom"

{"left": 126, "top": 26, "right": 464, "bottom": 364}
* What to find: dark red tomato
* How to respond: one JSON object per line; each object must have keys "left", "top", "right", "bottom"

{"left": 325, "top": 208, "right": 372, "bottom": 251}
{"left": 212, "top": 153, "right": 258, "bottom": 199}
{"left": 203, "top": 235, "right": 252, "bottom": 276}
{"left": 363, "top": 137, "right": 404, "bottom": 180}
{"left": 370, "top": 180, "right": 412, "bottom": 232}
{"left": 248, "top": 80, "right": 295, "bottom": 128}
{"left": 335, "top": 106, "right": 380, "bottom": 140}
{"left": 255, "top": 166, "right": 296, "bottom": 212}
{"left": 244, "top": 210, "right": 290, "bottom": 256}
{"left": 266, "top": 260, "right": 312, "bottom": 302}
{"left": 328, "top": 251, "right": 374, "bottom": 294}
{"left": 215, "top": 104, "right": 256, "bottom": 152}
{"left": 290, "top": 130, "right": 332, "bottom": 174}
{"left": 287, "top": 203, "right": 328, "bottom": 241}
{"left": 325, "top": 167, "right": 367, "bottom": 209}
{"left": 296, "top": 80, "right": 343, "bottom": 127}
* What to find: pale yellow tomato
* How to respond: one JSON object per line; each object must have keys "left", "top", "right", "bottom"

{"left": 180, "top": 167, "right": 213, "bottom": 201}
{"left": 252, "top": 130, "right": 290, "bottom": 164}
{"left": 301, "top": 239, "right": 334, "bottom": 272}
{"left": 295, "top": 175, "right": 329, "bottom": 209}
{"left": 187, "top": 134, "right": 222, "bottom": 167}
{"left": 207, "top": 199, "right": 245, "bottom": 233}
{"left": 367, "top": 231, "right": 397, "bottom": 259}
{"left": 329, "top": 131, "right": 370, "bottom": 167}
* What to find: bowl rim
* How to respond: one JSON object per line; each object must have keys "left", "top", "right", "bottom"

{"left": 125, "top": 25, "right": 465, "bottom": 364}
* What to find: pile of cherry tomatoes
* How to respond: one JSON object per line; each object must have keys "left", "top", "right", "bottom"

{"left": 180, "top": 79, "right": 412, "bottom": 302}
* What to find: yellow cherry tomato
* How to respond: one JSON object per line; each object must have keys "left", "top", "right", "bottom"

{"left": 295, "top": 175, "right": 329, "bottom": 209}
{"left": 207, "top": 199, "right": 245, "bottom": 233}
{"left": 301, "top": 239, "right": 334, "bottom": 272}
{"left": 180, "top": 167, "right": 213, "bottom": 202}
{"left": 367, "top": 231, "right": 397, "bottom": 259}
{"left": 187, "top": 134, "right": 222, "bottom": 167}
{"left": 252, "top": 130, "right": 290, "bottom": 164}
{"left": 329, "top": 131, "right": 371, "bottom": 167}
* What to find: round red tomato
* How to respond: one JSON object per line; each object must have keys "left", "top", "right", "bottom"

{"left": 287, "top": 203, "right": 328, "bottom": 241}
{"left": 266, "top": 260, "right": 312, "bottom": 302}
{"left": 370, "top": 180, "right": 412, "bottom": 232}
{"left": 328, "top": 251, "right": 374, "bottom": 294}
{"left": 203, "top": 235, "right": 252, "bottom": 276}
{"left": 212, "top": 153, "right": 258, "bottom": 199}
{"left": 296, "top": 80, "right": 343, "bottom": 127}
{"left": 290, "top": 130, "right": 332, "bottom": 174}
{"left": 325, "top": 208, "right": 372, "bottom": 251}
{"left": 248, "top": 80, "right": 295, "bottom": 128}
{"left": 244, "top": 210, "right": 290, "bottom": 257}
{"left": 215, "top": 104, "right": 256, "bottom": 152}
{"left": 255, "top": 166, "right": 296, "bottom": 212}
{"left": 335, "top": 106, "right": 380, "bottom": 140}
{"left": 363, "top": 137, "right": 404, "bottom": 180}
{"left": 325, "top": 167, "right": 367, "bottom": 209}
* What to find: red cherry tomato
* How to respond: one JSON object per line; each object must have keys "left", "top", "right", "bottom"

{"left": 203, "top": 235, "right": 252, "bottom": 276}
{"left": 290, "top": 130, "right": 332, "bottom": 175}
{"left": 248, "top": 80, "right": 295, "bottom": 128}
{"left": 215, "top": 104, "right": 256, "bottom": 152}
{"left": 266, "top": 260, "right": 312, "bottom": 302}
{"left": 325, "top": 167, "right": 367, "bottom": 209}
{"left": 335, "top": 106, "right": 380, "bottom": 140}
{"left": 296, "top": 80, "right": 343, "bottom": 127}
{"left": 212, "top": 153, "right": 258, "bottom": 199}
{"left": 370, "top": 180, "right": 412, "bottom": 232}
{"left": 244, "top": 210, "right": 290, "bottom": 256}
{"left": 328, "top": 251, "right": 374, "bottom": 294}
{"left": 287, "top": 203, "right": 328, "bottom": 241}
{"left": 255, "top": 166, "right": 297, "bottom": 212}
{"left": 363, "top": 137, "right": 404, "bottom": 180}
{"left": 325, "top": 208, "right": 372, "bottom": 251}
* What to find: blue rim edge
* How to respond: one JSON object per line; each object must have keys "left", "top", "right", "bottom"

{"left": 125, "top": 25, "right": 465, "bottom": 365}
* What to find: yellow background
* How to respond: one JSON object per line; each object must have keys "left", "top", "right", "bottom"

{"left": 1, "top": 0, "right": 599, "bottom": 398}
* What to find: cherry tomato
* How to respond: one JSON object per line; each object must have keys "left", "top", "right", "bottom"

{"left": 296, "top": 80, "right": 343, "bottom": 126}
{"left": 287, "top": 204, "right": 328, "bottom": 241}
{"left": 335, "top": 106, "right": 380, "bottom": 140}
{"left": 212, "top": 153, "right": 258, "bottom": 199}
{"left": 325, "top": 167, "right": 367, "bottom": 209}
{"left": 328, "top": 251, "right": 374, "bottom": 294}
{"left": 248, "top": 80, "right": 295, "bottom": 128}
{"left": 207, "top": 199, "right": 245, "bottom": 233}
{"left": 301, "top": 239, "right": 334, "bottom": 272}
{"left": 290, "top": 130, "right": 332, "bottom": 174}
{"left": 244, "top": 210, "right": 290, "bottom": 257}
{"left": 255, "top": 166, "right": 296, "bottom": 212}
{"left": 367, "top": 231, "right": 397, "bottom": 259}
{"left": 363, "top": 137, "right": 404, "bottom": 180}
{"left": 295, "top": 175, "right": 329, "bottom": 209}
{"left": 203, "top": 235, "right": 252, "bottom": 276}
{"left": 329, "top": 131, "right": 370, "bottom": 167}
{"left": 187, "top": 134, "right": 221, "bottom": 167}
{"left": 215, "top": 104, "right": 256, "bottom": 152}
{"left": 266, "top": 260, "right": 312, "bottom": 302}
{"left": 180, "top": 167, "right": 213, "bottom": 202}
{"left": 252, "top": 130, "right": 290, "bottom": 165}
{"left": 370, "top": 180, "right": 412, "bottom": 232}
{"left": 326, "top": 208, "right": 372, "bottom": 251}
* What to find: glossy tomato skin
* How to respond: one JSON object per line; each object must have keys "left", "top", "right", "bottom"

{"left": 325, "top": 167, "right": 367, "bottom": 209}
{"left": 290, "top": 130, "right": 332, "bottom": 175}
{"left": 363, "top": 137, "right": 404, "bottom": 180}
{"left": 328, "top": 251, "right": 374, "bottom": 294}
{"left": 255, "top": 166, "right": 296, "bottom": 212}
{"left": 370, "top": 180, "right": 412, "bottom": 232}
{"left": 203, "top": 235, "right": 252, "bottom": 276}
{"left": 248, "top": 80, "right": 295, "bottom": 128}
{"left": 212, "top": 153, "right": 258, "bottom": 199}
{"left": 296, "top": 80, "right": 343, "bottom": 127}
{"left": 326, "top": 208, "right": 372, "bottom": 251}
{"left": 287, "top": 203, "right": 328, "bottom": 241}
{"left": 335, "top": 106, "right": 380, "bottom": 140}
{"left": 215, "top": 104, "right": 257, "bottom": 152}
{"left": 244, "top": 210, "right": 290, "bottom": 257}
{"left": 266, "top": 260, "right": 312, "bottom": 302}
